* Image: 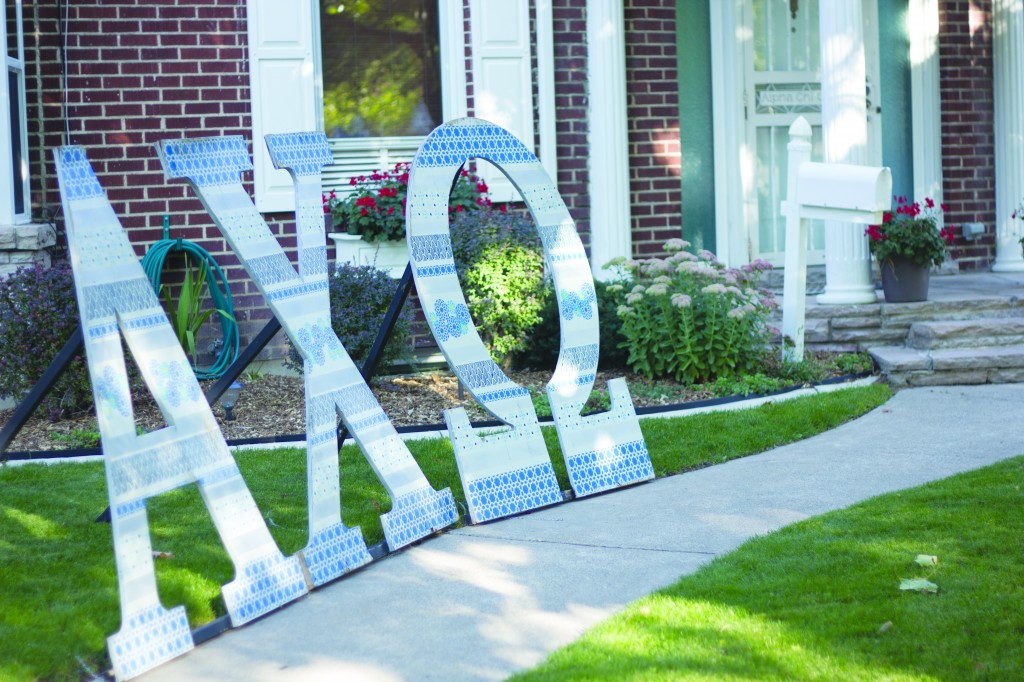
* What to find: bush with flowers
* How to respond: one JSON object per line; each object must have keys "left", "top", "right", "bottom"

{"left": 325, "top": 163, "right": 491, "bottom": 242}
{"left": 865, "top": 196, "right": 955, "bottom": 268}
{"left": 610, "top": 240, "right": 778, "bottom": 383}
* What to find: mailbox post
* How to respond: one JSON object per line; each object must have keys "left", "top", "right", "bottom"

{"left": 781, "top": 116, "right": 892, "bottom": 362}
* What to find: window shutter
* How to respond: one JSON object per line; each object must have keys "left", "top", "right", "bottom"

{"left": 469, "top": 0, "right": 534, "bottom": 202}
{"left": 246, "top": 0, "right": 316, "bottom": 213}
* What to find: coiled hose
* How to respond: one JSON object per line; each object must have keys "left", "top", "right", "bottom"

{"left": 140, "top": 220, "right": 239, "bottom": 379}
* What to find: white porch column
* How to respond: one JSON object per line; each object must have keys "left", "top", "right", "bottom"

{"left": 992, "top": 0, "right": 1024, "bottom": 272}
{"left": 586, "top": 0, "right": 631, "bottom": 277}
{"left": 909, "top": 0, "right": 944, "bottom": 206}
{"left": 816, "top": 0, "right": 878, "bottom": 304}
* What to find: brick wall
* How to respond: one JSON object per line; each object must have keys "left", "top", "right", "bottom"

{"left": 25, "top": 1, "right": 292, "bottom": 358}
{"left": 550, "top": 0, "right": 591, "bottom": 243}
{"left": 624, "top": 0, "right": 682, "bottom": 258}
{"left": 938, "top": 0, "right": 997, "bottom": 270}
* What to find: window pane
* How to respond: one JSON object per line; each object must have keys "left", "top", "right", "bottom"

{"left": 5, "top": 0, "right": 17, "bottom": 60}
{"left": 8, "top": 69, "right": 24, "bottom": 215}
{"left": 320, "top": 0, "right": 442, "bottom": 138}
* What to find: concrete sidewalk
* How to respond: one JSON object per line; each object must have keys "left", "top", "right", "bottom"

{"left": 142, "top": 383, "right": 1024, "bottom": 682}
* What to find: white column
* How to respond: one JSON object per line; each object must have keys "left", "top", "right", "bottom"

{"left": 586, "top": 0, "right": 632, "bottom": 278}
{"left": 816, "top": 0, "right": 878, "bottom": 304}
{"left": 992, "top": 0, "right": 1024, "bottom": 272}
{"left": 909, "top": 0, "right": 944, "bottom": 206}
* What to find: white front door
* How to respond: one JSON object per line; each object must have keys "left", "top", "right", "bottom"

{"left": 714, "top": 0, "right": 881, "bottom": 267}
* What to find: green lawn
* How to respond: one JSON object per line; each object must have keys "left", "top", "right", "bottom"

{"left": 512, "top": 455, "right": 1024, "bottom": 681}
{"left": 0, "top": 383, "right": 889, "bottom": 680}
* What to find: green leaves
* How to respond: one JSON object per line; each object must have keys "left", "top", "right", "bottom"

{"left": 160, "top": 259, "right": 234, "bottom": 366}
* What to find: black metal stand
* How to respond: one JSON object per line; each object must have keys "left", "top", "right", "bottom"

{"left": 205, "top": 317, "right": 282, "bottom": 407}
{"left": 336, "top": 263, "right": 415, "bottom": 450}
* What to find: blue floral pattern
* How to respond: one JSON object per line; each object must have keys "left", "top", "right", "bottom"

{"left": 297, "top": 321, "right": 343, "bottom": 366}
{"left": 429, "top": 299, "right": 471, "bottom": 342}
{"left": 560, "top": 283, "right": 596, "bottom": 321}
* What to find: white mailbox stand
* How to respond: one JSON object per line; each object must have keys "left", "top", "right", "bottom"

{"left": 781, "top": 116, "right": 892, "bottom": 361}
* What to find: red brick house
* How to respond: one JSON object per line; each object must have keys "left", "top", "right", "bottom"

{"left": 1, "top": 0, "right": 1018, "bottom": 354}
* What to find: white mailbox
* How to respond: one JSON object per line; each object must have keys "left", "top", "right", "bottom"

{"left": 795, "top": 162, "right": 892, "bottom": 225}
{"left": 780, "top": 116, "right": 893, "bottom": 362}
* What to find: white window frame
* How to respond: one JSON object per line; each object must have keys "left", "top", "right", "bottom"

{"left": 313, "top": 2, "right": 467, "bottom": 197}
{"left": 2, "top": 0, "right": 30, "bottom": 225}
{"left": 249, "top": 1, "right": 554, "bottom": 209}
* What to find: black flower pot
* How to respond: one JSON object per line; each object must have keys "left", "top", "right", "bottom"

{"left": 880, "top": 255, "right": 930, "bottom": 303}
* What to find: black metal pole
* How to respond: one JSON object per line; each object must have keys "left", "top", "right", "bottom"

{"left": 336, "top": 262, "right": 414, "bottom": 450}
{"left": 204, "top": 317, "right": 282, "bottom": 406}
{"left": 0, "top": 325, "right": 83, "bottom": 456}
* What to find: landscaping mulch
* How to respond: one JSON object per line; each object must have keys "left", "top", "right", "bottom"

{"left": 0, "top": 369, "right": 720, "bottom": 454}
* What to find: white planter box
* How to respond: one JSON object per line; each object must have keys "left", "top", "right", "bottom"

{"left": 328, "top": 232, "right": 409, "bottom": 279}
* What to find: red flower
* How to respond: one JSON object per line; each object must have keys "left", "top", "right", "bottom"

{"left": 379, "top": 186, "right": 398, "bottom": 198}
{"left": 356, "top": 196, "right": 376, "bottom": 208}
{"left": 360, "top": 207, "right": 368, "bottom": 216}
{"left": 882, "top": 211, "right": 893, "bottom": 224}
{"left": 865, "top": 224, "right": 886, "bottom": 242}
{"left": 349, "top": 177, "right": 357, "bottom": 186}
{"left": 476, "top": 181, "right": 488, "bottom": 194}
{"left": 925, "top": 197, "right": 935, "bottom": 209}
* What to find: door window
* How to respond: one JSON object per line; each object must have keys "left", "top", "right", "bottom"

{"left": 747, "top": 0, "right": 825, "bottom": 264}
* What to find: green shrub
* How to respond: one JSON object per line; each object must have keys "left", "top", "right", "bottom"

{"left": 513, "top": 278, "right": 630, "bottom": 370}
{"left": 612, "top": 239, "right": 777, "bottom": 383}
{"left": 450, "top": 207, "right": 550, "bottom": 366}
{"left": 0, "top": 263, "right": 91, "bottom": 419}
{"left": 286, "top": 263, "right": 412, "bottom": 372}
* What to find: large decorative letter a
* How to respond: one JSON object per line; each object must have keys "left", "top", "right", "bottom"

{"left": 53, "top": 147, "right": 307, "bottom": 681}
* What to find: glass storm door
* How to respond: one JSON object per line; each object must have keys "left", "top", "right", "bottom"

{"left": 744, "top": 0, "right": 825, "bottom": 265}
{"left": 741, "top": 0, "right": 882, "bottom": 265}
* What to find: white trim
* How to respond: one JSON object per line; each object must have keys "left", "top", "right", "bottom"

{"left": 586, "top": 0, "right": 631, "bottom": 277}
{"left": 909, "top": 0, "right": 944, "bottom": 207}
{"left": 2, "top": 0, "right": 30, "bottom": 225}
{"left": 709, "top": 0, "right": 748, "bottom": 266}
{"left": 992, "top": 0, "right": 1024, "bottom": 271}
{"left": 310, "top": 0, "right": 325, "bottom": 132}
{"left": 439, "top": 1, "right": 468, "bottom": 120}
{"left": 536, "top": 0, "right": 558, "bottom": 180}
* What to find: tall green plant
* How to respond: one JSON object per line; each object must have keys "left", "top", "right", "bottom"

{"left": 161, "top": 260, "right": 233, "bottom": 367}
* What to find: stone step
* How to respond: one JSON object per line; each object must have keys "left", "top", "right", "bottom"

{"left": 907, "top": 318, "right": 1024, "bottom": 350}
{"left": 868, "top": 344, "right": 1024, "bottom": 387}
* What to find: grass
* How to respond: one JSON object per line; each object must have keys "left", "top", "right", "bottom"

{"left": 511, "top": 456, "right": 1024, "bottom": 681}
{"left": 0, "top": 383, "right": 890, "bottom": 680}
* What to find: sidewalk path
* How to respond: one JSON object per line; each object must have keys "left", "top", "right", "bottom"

{"left": 142, "top": 384, "right": 1024, "bottom": 681}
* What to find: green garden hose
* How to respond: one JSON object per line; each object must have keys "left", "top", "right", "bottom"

{"left": 140, "top": 218, "right": 239, "bottom": 380}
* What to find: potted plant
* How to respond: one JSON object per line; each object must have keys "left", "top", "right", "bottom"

{"left": 865, "top": 196, "right": 955, "bottom": 303}
{"left": 326, "top": 162, "right": 490, "bottom": 277}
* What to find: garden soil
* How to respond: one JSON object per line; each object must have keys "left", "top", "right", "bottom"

{"left": 0, "top": 369, "right": 721, "bottom": 454}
